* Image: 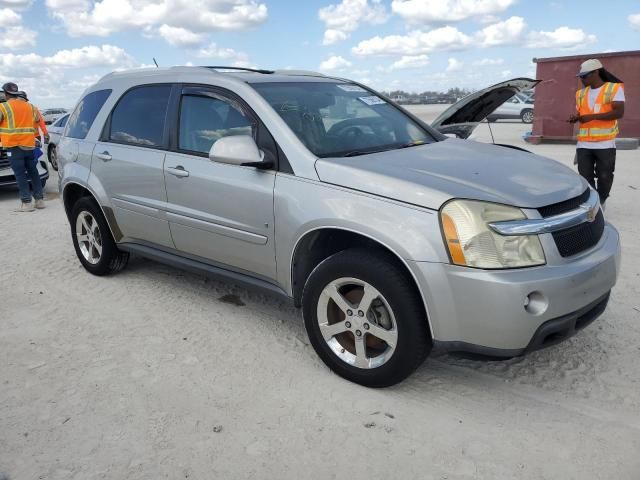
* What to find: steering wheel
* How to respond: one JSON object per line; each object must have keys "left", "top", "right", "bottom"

{"left": 338, "top": 125, "right": 365, "bottom": 139}
{"left": 328, "top": 117, "right": 389, "bottom": 139}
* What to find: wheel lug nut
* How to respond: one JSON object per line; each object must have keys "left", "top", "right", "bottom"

{"left": 363, "top": 323, "right": 369, "bottom": 330}
{"left": 355, "top": 330, "right": 362, "bottom": 337}
{"left": 358, "top": 310, "right": 364, "bottom": 317}
{"left": 345, "top": 321, "right": 351, "bottom": 328}
{"left": 347, "top": 310, "right": 353, "bottom": 316}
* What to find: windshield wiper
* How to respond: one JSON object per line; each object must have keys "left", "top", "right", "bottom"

{"left": 342, "top": 148, "right": 392, "bottom": 157}
{"left": 396, "top": 140, "right": 427, "bottom": 149}
{"left": 340, "top": 141, "right": 427, "bottom": 157}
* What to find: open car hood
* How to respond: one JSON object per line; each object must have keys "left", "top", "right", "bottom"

{"left": 430, "top": 78, "right": 539, "bottom": 139}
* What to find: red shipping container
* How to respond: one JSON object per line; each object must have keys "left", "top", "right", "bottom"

{"left": 529, "top": 50, "right": 640, "bottom": 144}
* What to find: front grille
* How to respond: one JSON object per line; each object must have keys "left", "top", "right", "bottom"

{"left": 552, "top": 209, "right": 605, "bottom": 257}
{"left": 538, "top": 189, "right": 590, "bottom": 218}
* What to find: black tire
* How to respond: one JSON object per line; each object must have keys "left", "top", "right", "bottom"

{"left": 70, "top": 197, "right": 129, "bottom": 276}
{"left": 48, "top": 144, "right": 58, "bottom": 171}
{"left": 521, "top": 109, "right": 534, "bottom": 124}
{"left": 302, "top": 248, "right": 431, "bottom": 387}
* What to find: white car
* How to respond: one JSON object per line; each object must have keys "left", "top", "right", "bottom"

{"left": 45, "top": 113, "right": 69, "bottom": 171}
{"left": 487, "top": 93, "right": 535, "bottom": 123}
{"left": 41, "top": 108, "right": 69, "bottom": 125}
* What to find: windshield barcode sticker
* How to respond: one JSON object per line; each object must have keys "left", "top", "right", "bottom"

{"left": 337, "top": 85, "right": 367, "bottom": 92}
{"left": 358, "top": 96, "right": 386, "bottom": 106}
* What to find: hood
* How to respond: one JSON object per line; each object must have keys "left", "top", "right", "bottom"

{"left": 315, "top": 138, "right": 586, "bottom": 210}
{"left": 430, "top": 78, "right": 539, "bottom": 139}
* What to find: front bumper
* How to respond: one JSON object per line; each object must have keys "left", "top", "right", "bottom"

{"left": 412, "top": 223, "right": 620, "bottom": 355}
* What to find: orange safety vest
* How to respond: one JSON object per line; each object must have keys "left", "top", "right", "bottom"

{"left": 575, "top": 82, "right": 622, "bottom": 142}
{"left": 0, "top": 99, "right": 37, "bottom": 148}
{"left": 34, "top": 107, "right": 48, "bottom": 139}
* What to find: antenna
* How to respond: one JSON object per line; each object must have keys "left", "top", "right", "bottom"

{"left": 153, "top": 58, "right": 159, "bottom": 68}
{"left": 486, "top": 119, "right": 495, "bottom": 144}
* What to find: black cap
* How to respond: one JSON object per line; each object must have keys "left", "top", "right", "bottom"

{"left": 2, "top": 82, "right": 19, "bottom": 94}
{"left": 16, "top": 91, "right": 28, "bottom": 100}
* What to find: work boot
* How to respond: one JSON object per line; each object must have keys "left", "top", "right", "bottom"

{"left": 35, "top": 198, "right": 46, "bottom": 209}
{"left": 16, "top": 202, "right": 35, "bottom": 212}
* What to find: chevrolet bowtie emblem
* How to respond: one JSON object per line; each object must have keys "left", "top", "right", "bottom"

{"left": 586, "top": 206, "right": 598, "bottom": 222}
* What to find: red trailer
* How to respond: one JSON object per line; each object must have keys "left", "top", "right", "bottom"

{"left": 528, "top": 50, "right": 640, "bottom": 144}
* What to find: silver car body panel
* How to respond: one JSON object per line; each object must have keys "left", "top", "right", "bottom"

{"left": 56, "top": 67, "right": 620, "bottom": 352}
{"left": 163, "top": 151, "right": 277, "bottom": 279}
{"left": 316, "top": 137, "right": 587, "bottom": 210}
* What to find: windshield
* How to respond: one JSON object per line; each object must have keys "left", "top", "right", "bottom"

{"left": 251, "top": 82, "right": 438, "bottom": 157}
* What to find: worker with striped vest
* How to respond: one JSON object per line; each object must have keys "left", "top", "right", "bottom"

{"left": 0, "top": 82, "right": 45, "bottom": 212}
{"left": 569, "top": 59, "right": 625, "bottom": 210}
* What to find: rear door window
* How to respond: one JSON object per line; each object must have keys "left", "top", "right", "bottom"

{"left": 66, "top": 89, "right": 112, "bottom": 139}
{"left": 108, "top": 85, "right": 171, "bottom": 147}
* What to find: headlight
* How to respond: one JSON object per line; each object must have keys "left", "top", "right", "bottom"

{"left": 440, "top": 199, "right": 545, "bottom": 269}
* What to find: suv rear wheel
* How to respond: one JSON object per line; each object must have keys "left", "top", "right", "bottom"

{"left": 302, "top": 249, "right": 431, "bottom": 387}
{"left": 70, "top": 197, "right": 129, "bottom": 276}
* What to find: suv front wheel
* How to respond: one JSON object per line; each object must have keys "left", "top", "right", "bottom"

{"left": 70, "top": 197, "right": 129, "bottom": 276}
{"left": 302, "top": 249, "right": 431, "bottom": 387}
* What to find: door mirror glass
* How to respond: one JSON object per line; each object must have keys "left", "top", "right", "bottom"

{"left": 209, "top": 135, "right": 270, "bottom": 168}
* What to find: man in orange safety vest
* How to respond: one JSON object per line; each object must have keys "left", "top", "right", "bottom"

{"left": 568, "top": 59, "right": 625, "bottom": 210}
{"left": 0, "top": 82, "right": 45, "bottom": 212}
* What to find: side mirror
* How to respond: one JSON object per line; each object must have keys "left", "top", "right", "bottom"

{"left": 209, "top": 135, "right": 273, "bottom": 169}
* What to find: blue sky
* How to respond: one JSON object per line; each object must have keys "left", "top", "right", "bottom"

{"left": 1, "top": 0, "right": 639, "bottom": 107}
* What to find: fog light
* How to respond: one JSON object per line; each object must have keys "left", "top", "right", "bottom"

{"left": 524, "top": 292, "right": 548, "bottom": 315}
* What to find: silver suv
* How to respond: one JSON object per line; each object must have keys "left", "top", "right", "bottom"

{"left": 57, "top": 67, "right": 620, "bottom": 387}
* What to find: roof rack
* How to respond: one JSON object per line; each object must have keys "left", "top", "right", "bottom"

{"left": 204, "top": 66, "right": 275, "bottom": 74}
{"left": 273, "top": 69, "right": 326, "bottom": 78}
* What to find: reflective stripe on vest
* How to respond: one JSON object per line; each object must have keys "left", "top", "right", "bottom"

{"left": 575, "top": 82, "right": 621, "bottom": 142}
{"left": 0, "top": 99, "right": 36, "bottom": 148}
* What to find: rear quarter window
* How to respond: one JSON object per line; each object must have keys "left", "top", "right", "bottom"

{"left": 66, "top": 89, "right": 112, "bottom": 140}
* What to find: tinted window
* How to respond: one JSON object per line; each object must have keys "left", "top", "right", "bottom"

{"left": 109, "top": 85, "right": 171, "bottom": 147}
{"left": 66, "top": 89, "right": 111, "bottom": 139}
{"left": 252, "top": 82, "right": 436, "bottom": 157}
{"left": 178, "top": 94, "right": 254, "bottom": 154}
{"left": 54, "top": 114, "right": 69, "bottom": 128}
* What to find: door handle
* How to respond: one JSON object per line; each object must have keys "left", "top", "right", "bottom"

{"left": 96, "top": 151, "right": 112, "bottom": 161}
{"left": 167, "top": 165, "right": 189, "bottom": 178}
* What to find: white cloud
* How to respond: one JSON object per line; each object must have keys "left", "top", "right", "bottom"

{"left": 323, "top": 29, "right": 349, "bottom": 45}
{"left": 0, "top": 44, "right": 135, "bottom": 78}
{"left": 195, "top": 42, "right": 250, "bottom": 67}
{"left": 0, "top": 25, "right": 38, "bottom": 50}
{"left": 0, "top": 7, "right": 20, "bottom": 21}
{"left": 501, "top": 69, "right": 512, "bottom": 78}
{"left": 46, "top": 0, "right": 268, "bottom": 40}
{"left": 526, "top": 26, "right": 596, "bottom": 49}
{"left": 389, "top": 54, "right": 429, "bottom": 70}
{"left": 319, "top": 55, "right": 352, "bottom": 71}
{"left": 158, "top": 24, "right": 205, "bottom": 47}
{"left": 1, "top": 44, "right": 138, "bottom": 108}
{"left": 0, "top": 8, "right": 37, "bottom": 51}
{"left": 319, "top": 0, "right": 388, "bottom": 45}
{"left": 446, "top": 57, "right": 463, "bottom": 72}
{"left": 0, "top": 0, "right": 31, "bottom": 9}
{"left": 628, "top": 13, "right": 640, "bottom": 31}
{"left": 477, "top": 16, "right": 526, "bottom": 46}
{"left": 391, "top": 0, "right": 515, "bottom": 24}
{"left": 352, "top": 26, "right": 472, "bottom": 56}
{"left": 473, "top": 57, "right": 504, "bottom": 66}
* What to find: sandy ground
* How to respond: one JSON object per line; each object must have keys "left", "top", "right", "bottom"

{"left": 1, "top": 106, "right": 640, "bottom": 479}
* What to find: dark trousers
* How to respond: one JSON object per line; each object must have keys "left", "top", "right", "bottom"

{"left": 576, "top": 148, "right": 616, "bottom": 202}
{"left": 7, "top": 147, "right": 43, "bottom": 203}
